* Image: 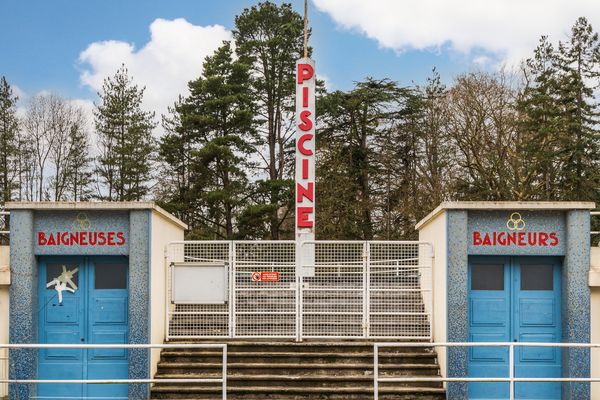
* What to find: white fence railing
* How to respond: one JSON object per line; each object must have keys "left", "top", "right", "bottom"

{"left": 166, "top": 240, "right": 433, "bottom": 340}
{"left": 0, "top": 348, "right": 6, "bottom": 398}
{"left": 374, "top": 342, "right": 596, "bottom": 400}
{"left": 1, "top": 343, "right": 227, "bottom": 400}
{"left": 0, "top": 210, "right": 8, "bottom": 236}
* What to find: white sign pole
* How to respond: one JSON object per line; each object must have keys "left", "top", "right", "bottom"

{"left": 295, "top": 58, "right": 316, "bottom": 277}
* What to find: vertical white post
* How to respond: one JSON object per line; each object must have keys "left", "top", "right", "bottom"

{"left": 222, "top": 344, "right": 227, "bottom": 400}
{"left": 364, "top": 242, "right": 370, "bottom": 338}
{"left": 509, "top": 344, "right": 514, "bottom": 400}
{"left": 230, "top": 242, "right": 236, "bottom": 338}
{"left": 164, "top": 246, "right": 170, "bottom": 341}
{"left": 374, "top": 344, "right": 379, "bottom": 400}
{"left": 296, "top": 242, "right": 301, "bottom": 341}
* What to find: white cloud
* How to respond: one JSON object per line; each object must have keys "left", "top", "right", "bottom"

{"left": 313, "top": 0, "right": 600, "bottom": 65}
{"left": 472, "top": 56, "right": 491, "bottom": 67}
{"left": 78, "top": 18, "right": 232, "bottom": 125}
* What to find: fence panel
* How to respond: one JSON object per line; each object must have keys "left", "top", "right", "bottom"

{"left": 167, "top": 240, "right": 432, "bottom": 340}
{"left": 233, "top": 241, "right": 296, "bottom": 337}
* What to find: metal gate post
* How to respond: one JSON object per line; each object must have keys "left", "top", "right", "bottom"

{"left": 296, "top": 242, "right": 303, "bottom": 341}
{"left": 230, "top": 241, "right": 236, "bottom": 338}
{"left": 363, "top": 242, "right": 370, "bottom": 338}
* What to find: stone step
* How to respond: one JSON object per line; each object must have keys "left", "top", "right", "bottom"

{"left": 153, "top": 373, "right": 443, "bottom": 388}
{"left": 157, "top": 362, "right": 440, "bottom": 377}
{"left": 160, "top": 351, "right": 437, "bottom": 364}
{"left": 150, "top": 385, "right": 446, "bottom": 399}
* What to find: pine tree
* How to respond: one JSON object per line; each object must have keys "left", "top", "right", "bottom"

{"left": 95, "top": 65, "right": 156, "bottom": 201}
{"left": 65, "top": 116, "right": 93, "bottom": 201}
{"left": 234, "top": 1, "right": 305, "bottom": 239}
{"left": 159, "top": 42, "right": 255, "bottom": 239}
{"left": 516, "top": 36, "right": 563, "bottom": 200}
{"left": 554, "top": 17, "right": 600, "bottom": 201}
{"left": 0, "top": 76, "right": 19, "bottom": 204}
{"left": 317, "top": 79, "right": 410, "bottom": 239}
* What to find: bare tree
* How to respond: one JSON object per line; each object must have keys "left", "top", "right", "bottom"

{"left": 23, "top": 94, "right": 91, "bottom": 201}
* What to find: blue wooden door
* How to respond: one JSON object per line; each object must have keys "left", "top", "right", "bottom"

{"left": 38, "top": 257, "right": 86, "bottom": 399}
{"left": 38, "top": 256, "right": 129, "bottom": 399}
{"left": 513, "top": 258, "right": 561, "bottom": 399}
{"left": 468, "top": 256, "right": 561, "bottom": 400}
{"left": 468, "top": 257, "right": 511, "bottom": 399}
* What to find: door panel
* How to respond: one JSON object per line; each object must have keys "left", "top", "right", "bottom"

{"left": 468, "top": 258, "right": 510, "bottom": 399}
{"left": 514, "top": 259, "right": 561, "bottom": 399}
{"left": 38, "top": 256, "right": 129, "bottom": 399}
{"left": 38, "top": 257, "right": 86, "bottom": 399}
{"left": 467, "top": 256, "right": 562, "bottom": 400}
{"left": 87, "top": 258, "right": 129, "bottom": 398}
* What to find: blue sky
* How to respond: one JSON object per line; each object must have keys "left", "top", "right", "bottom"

{"left": 1, "top": 0, "right": 598, "bottom": 117}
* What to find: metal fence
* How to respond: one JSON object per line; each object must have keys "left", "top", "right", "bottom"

{"left": 374, "top": 342, "right": 598, "bottom": 400}
{"left": 1, "top": 343, "right": 227, "bottom": 400}
{"left": 166, "top": 240, "right": 433, "bottom": 340}
{"left": 0, "top": 348, "right": 6, "bottom": 398}
{"left": 0, "top": 210, "right": 8, "bottom": 245}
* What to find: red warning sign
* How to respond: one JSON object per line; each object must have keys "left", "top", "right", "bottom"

{"left": 251, "top": 271, "right": 280, "bottom": 282}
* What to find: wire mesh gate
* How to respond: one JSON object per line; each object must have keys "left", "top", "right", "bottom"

{"left": 166, "top": 240, "right": 432, "bottom": 340}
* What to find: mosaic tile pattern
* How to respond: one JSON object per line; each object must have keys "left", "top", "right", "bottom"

{"left": 8, "top": 210, "right": 37, "bottom": 399}
{"left": 467, "top": 210, "right": 566, "bottom": 255}
{"left": 8, "top": 209, "right": 153, "bottom": 400}
{"left": 127, "top": 210, "right": 151, "bottom": 399}
{"left": 446, "top": 210, "right": 469, "bottom": 398}
{"left": 33, "top": 210, "right": 130, "bottom": 255}
{"left": 446, "top": 209, "right": 591, "bottom": 400}
{"left": 562, "top": 210, "right": 590, "bottom": 399}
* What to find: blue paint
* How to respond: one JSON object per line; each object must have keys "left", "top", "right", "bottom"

{"left": 468, "top": 256, "right": 562, "bottom": 399}
{"left": 467, "top": 256, "right": 510, "bottom": 399}
{"left": 37, "top": 256, "right": 129, "bottom": 399}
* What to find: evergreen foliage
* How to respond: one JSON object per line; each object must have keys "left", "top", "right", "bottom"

{"left": 95, "top": 65, "right": 156, "bottom": 201}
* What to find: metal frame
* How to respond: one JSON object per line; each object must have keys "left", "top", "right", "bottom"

{"left": 165, "top": 240, "right": 433, "bottom": 340}
{"left": 1, "top": 343, "right": 227, "bottom": 400}
{"left": 374, "top": 342, "right": 599, "bottom": 400}
{"left": 0, "top": 210, "right": 8, "bottom": 235}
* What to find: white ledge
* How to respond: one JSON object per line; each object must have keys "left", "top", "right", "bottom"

{"left": 416, "top": 201, "right": 596, "bottom": 230}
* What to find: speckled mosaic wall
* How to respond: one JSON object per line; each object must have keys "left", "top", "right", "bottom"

{"left": 446, "top": 210, "right": 469, "bottom": 398}
{"left": 8, "top": 209, "right": 152, "bottom": 400}
{"left": 446, "top": 209, "right": 591, "bottom": 399}
{"left": 467, "top": 211, "right": 566, "bottom": 256}
{"left": 562, "top": 210, "right": 590, "bottom": 399}
{"left": 33, "top": 210, "right": 130, "bottom": 255}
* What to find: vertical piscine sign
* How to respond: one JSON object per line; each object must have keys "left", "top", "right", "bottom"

{"left": 296, "top": 58, "right": 315, "bottom": 242}
{"left": 296, "top": 58, "right": 316, "bottom": 275}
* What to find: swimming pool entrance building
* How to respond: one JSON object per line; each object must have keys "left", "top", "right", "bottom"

{"left": 1, "top": 201, "right": 599, "bottom": 399}
{"left": 4, "top": 202, "right": 186, "bottom": 400}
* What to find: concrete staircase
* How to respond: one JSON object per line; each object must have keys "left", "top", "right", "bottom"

{"left": 150, "top": 341, "right": 446, "bottom": 400}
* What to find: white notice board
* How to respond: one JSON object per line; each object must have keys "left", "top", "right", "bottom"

{"left": 171, "top": 263, "right": 228, "bottom": 304}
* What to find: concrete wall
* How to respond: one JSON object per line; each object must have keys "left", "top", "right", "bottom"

{"left": 417, "top": 211, "right": 447, "bottom": 380}
{"left": 0, "top": 245, "right": 9, "bottom": 399}
{"left": 149, "top": 210, "right": 184, "bottom": 379}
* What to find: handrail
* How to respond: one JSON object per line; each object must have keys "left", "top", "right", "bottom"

{"left": 374, "top": 342, "right": 596, "bottom": 400}
{"left": 0, "top": 343, "right": 227, "bottom": 400}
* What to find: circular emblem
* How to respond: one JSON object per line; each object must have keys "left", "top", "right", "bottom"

{"left": 251, "top": 272, "right": 261, "bottom": 282}
{"left": 506, "top": 212, "right": 525, "bottom": 231}
{"left": 72, "top": 213, "right": 91, "bottom": 231}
